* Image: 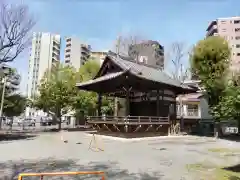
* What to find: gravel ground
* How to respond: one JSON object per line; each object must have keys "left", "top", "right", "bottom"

{"left": 0, "top": 132, "right": 239, "bottom": 180}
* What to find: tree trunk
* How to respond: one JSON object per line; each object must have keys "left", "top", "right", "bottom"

{"left": 56, "top": 108, "right": 61, "bottom": 131}
{"left": 58, "top": 117, "right": 62, "bottom": 131}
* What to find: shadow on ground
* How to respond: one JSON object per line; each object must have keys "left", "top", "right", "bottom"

{"left": 90, "top": 132, "right": 166, "bottom": 138}
{"left": 220, "top": 135, "right": 240, "bottom": 142}
{"left": 224, "top": 164, "right": 240, "bottom": 173}
{"left": 0, "top": 133, "right": 37, "bottom": 142}
{"left": 0, "top": 159, "right": 162, "bottom": 180}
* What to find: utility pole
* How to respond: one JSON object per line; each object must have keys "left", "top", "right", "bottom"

{"left": 0, "top": 77, "right": 7, "bottom": 129}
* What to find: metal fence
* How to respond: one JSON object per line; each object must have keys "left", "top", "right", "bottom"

{"left": 1, "top": 121, "right": 89, "bottom": 133}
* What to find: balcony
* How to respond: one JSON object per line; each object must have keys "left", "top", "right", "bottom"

{"left": 81, "top": 50, "right": 89, "bottom": 56}
{"left": 177, "top": 104, "right": 200, "bottom": 119}
{"left": 65, "top": 54, "right": 70, "bottom": 59}
{"left": 206, "top": 20, "right": 217, "bottom": 31}
{"left": 206, "top": 25, "right": 218, "bottom": 37}
{"left": 66, "top": 38, "right": 71, "bottom": 42}
{"left": 186, "top": 109, "right": 199, "bottom": 117}
{"left": 53, "top": 41, "right": 60, "bottom": 50}
{"left": 81, "top": 44, "right": 91, "bottom": 52}
{"left": 65, "top": 59, "right": 70, "bottom": 64}
{"left": 80, "top": 56, "right": 87, "bottom": 61}
{"left": 66, "top": 43, "right": 71, "bottom": 48}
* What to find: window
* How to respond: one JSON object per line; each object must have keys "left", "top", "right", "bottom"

{"left": 237, "top": 53, "right": 240, "bottom": 56}
{"left": 221, "top": 20, "right": 226, "bottom": 24}
{"left": 66, "top": 49, "right": 71, "bottom": 53}
{"left": 66, "top": 43, "right": 71, "bottom": 47}
{"left": 236, "top": 44, "right": 240, "bottom": 48}
{"left": 235, "top": 28, "right": 240, "bottom": 32}
{"left": 65, "top": 54, "right": 70, "bottom": 58}
{"left": 139, "top": 56, "right": 148, "bottom": 64}
{"left": 186, "top": 104, "right": 199, "bottom": 117}
{"left": 66, "top": 38, "right": 71, "bottom": 42}
{"left": 222, "top": 29, "right": 226, "bottom": 32}
{"left": 236, "top": 36, "right": 240, "bottom": 40}
{"left": 234, "top": 20, "right": 240, "bottom": 24}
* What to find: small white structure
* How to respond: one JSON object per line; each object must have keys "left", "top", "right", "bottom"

{"left": 176, "top": 93, "right": 212, "bottom": 120}
{"left": 62, "top": 111, "right": 76, "bottom": 127}
{"left": 176, "top": 80, "right": 212, "bottom": 120}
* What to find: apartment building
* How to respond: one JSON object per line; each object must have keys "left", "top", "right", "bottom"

{"left": 26, "top": 32, "right": 61, "bottom": 116}
{"left": 91, "top": 51, "right": 107, "bottom": 65}
{"left": 128, "top": 40, "right": 165, "bottom": 69}
{"left": 64, "top": 37, "right": 91, "bottom": 70}
{"left": 206, "top": 16, "right": 240, "bottom": 71}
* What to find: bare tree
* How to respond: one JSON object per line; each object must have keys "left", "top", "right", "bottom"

{"left": 165, "top": 42, "right": 190, "bottom": 82}
{"left": 0, "top": 1, "right": 36, "bottom": 63}
{"left": 165, "top": 42, "right": 191, "bottom": 134}
{"left": 114, "top": 35, "right": 143, "bottom": 56}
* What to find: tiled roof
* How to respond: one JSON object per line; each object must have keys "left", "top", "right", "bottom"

{"left": 76, "top": 71, "right": 127, "bottom": 87}
{"left": 107, "top": 51, "right": 192, "bottom": 90}
{"left": 176, "top": 93, "right": 204, "bottom": 101}
{"left": 76, "top": 51, "right": 195, "bottom": 93}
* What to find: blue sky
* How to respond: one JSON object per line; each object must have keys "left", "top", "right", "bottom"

{"left": 11, "top": 0, "right": 238, "bottom": 94}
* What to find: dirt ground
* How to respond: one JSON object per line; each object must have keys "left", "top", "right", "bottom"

{"left": 0, "top": 132, "right": 239, "bottom": 180}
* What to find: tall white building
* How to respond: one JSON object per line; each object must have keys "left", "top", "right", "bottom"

{"left": 26, "top": 32, "right": 61, "bottom": 117}
{"left": 64, "top": 37, "right": 91, "bottom": 70}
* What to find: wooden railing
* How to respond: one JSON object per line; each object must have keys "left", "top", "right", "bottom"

{"left": 187, "top": 109, "right": 199, "bottom": 117}
{"left": 177, "top": 109, "right": 199, "bottom": 118}
{"left": 87, "top": 116, "right": 169, "bottom": 124}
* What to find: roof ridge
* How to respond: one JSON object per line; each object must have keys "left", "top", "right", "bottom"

{"left": 107, "top": 51, "right": 162, "bottom": 70}
{"left": 110, "top": 54, "right": 141, "bottom": 75}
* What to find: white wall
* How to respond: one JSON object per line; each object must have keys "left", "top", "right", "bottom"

{"left": 26, "top": 32, "right": 61, "bottom": 117}
{"left": 69, "top": 38, "right": 82, "bottom": 70}
{"left": 178, "top": 98, "right": 212, "bottom": 120}
{"left": 64, "top": 37, "right": 90, "bottom": 70}
{"left": 199, "top": 98, "right": 212, "bottom": 119}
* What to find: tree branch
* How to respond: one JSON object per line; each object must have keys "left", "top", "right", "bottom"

{"left": 0, "top": 1, "right": 36, "bottom": 63}
{"left": 165, "top": 41, "right": 190, "bottom": 82}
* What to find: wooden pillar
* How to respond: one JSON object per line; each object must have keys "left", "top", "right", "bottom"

{"left": 123, "top": 74, "right": 131, "bottom": 116}
{"left": 97, "top": 93, "right": 102, "bottom": 116}
{"left": 125, "top": 88, "right": 130, "bottom": 116}
{"left": 156, "top": 89, "right": 160, "bottom": 116}
{"left": 179, "top": 94, "right": 184, "bottom": 131}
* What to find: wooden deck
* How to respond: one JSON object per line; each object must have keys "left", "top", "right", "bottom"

{"left": 87, "top": 116, "right": 170, "bottom": 125}
{"left": 87, "top": 116, "right": 170, "bottom": 134}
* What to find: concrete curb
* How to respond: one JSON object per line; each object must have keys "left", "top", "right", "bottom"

{"left": 84, "top": 133, "right": 195, "bottom": 142}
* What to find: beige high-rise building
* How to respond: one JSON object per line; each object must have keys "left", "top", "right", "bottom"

{"left": 64, "top": 37, "right": 91, "bottom": 70}
{"left": 206, "top": 16, "right": 240, "bottom": 71}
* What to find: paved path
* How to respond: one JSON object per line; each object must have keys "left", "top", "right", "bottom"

{"left": 0, "top": 132, "right": 239, "bottom": 179}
